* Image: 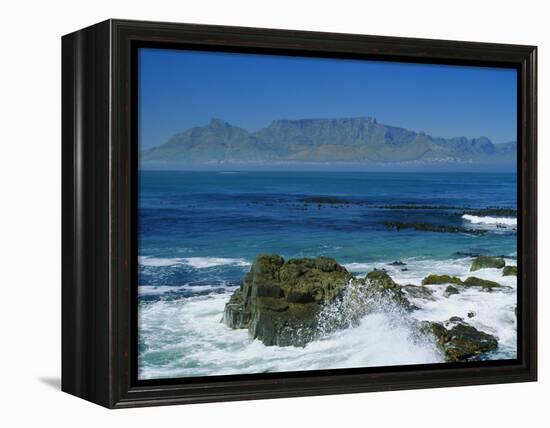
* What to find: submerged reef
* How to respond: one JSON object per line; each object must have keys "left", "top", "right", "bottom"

{"left": 381, "top": 221, "right": 487, "bottom": 235}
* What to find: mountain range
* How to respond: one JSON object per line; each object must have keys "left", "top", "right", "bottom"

{"left": 140, "top": 117, "right": 516, "bottom": 169}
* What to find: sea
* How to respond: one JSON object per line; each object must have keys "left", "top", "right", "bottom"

{"left": 137, "top": 171, "right": 518, "bottom": 380}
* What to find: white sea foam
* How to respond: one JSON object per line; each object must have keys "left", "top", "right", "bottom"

{"left": 462, "top": 214, "right": 517, "bottom": 227}
{"left": 138, "top": 285, "right": 183, "bottom": 296}
{"left": 138, "top": 255, "right": 517, "bottom": 379}
{"left": 139, "top": 256, "right": 251, "bottom": 269}
{"left": 138, "top": 293, "right": 440, "bottom": 379}
{"left": 138, "top": 284, "right": 237, "bottom": 296}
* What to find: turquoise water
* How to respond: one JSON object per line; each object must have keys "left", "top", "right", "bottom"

{"left": 137, "top": 171, "right": 517, "bottom": 379}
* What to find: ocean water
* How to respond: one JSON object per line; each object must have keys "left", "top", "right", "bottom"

{"left": 137, "top": 171, "right": 517, "bottom": 379}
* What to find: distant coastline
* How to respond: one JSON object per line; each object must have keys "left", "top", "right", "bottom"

{"left": 140, "top": 117, "right": 516, "bottom": 171}
{"left": 139, "top": 163, "right": 517, "bottom": 173}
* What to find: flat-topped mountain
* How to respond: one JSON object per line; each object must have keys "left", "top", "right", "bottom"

{"left": 141, "top": 117, "right": 516, "bottom": 168}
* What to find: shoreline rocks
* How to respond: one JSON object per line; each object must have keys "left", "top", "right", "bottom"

{"left": 444, "top": 285, "right": 459, "bottom": 298}
{"left": 470, "top": 255, "right": 505, "bottom": 271}
{"left": 422, "top": 274, "right": 463, "bottom": 286}
{"left": 421, "top": 273, "right": 505, "bottom": 292}
{"left": 421, "top": 319, "right": 498, "bottom": 362}
{"left": 364, "top": 270, "right": 415, "bottom": 309}
{"left": 223, "top": 254, "right": 506, "bottom": 362}
{"left": 503, "top": 266, "right": 518, "bottom": 276}
{"left": 223, "top": 254, "right": 351, "bottom": 346}
{"left": 463, "top": 276, "right": 503, "bottom": 291}
{"left": 402, "top": 284, "right": 435, "bottom": 300}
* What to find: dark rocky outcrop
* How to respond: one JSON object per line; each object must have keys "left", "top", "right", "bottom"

{"left": 223, "top": 253, "right": 508, "bottom": 355}
{"left": 316, "top": 269, "right": 417, "bottom": 334}
{"left": 502, "top": 266, "right": 518, "bottom": 276}
{"left": 444, "top": 285, "right": 460, "bottom": 298}
{"left": 463, "top": 276, "right": 503, "bottom": 291}
{"left": 422, "top": 319, "right": 498, "bottom": 362}
{"left": 223, "top": 255, "right": 352, "bottom": 346}
{"left": 364, "top": 270, "right": 415, "bottom": 309}
{"left": 470, "top": 256, "right": 506, "bottom": 271}
{"left": 421, "top": 273, "right": 503, "bottom": 293}
{"left": 223, "top": 257, "right": 420, "bottom": 347}
{"left": 422, "top": 274, "right": 463, "bottom": 286}
{"left": 402, "top": 284, "right": 435, "bottom": 300}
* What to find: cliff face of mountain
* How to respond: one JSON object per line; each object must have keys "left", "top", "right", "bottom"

{"left": 141, "top": 117, "right": 516, "bottom": 168}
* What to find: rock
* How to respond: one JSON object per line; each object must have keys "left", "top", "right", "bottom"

{"left": 422, "top": 274, "right": 463, "bottom": 286}
{"left": 388, "top": 260, "right": 406, "bottom": 266}
{"left": 365, "top": 270, "right": 415, "bottom": 309}
{"left": 421, "top": 320, "right": 498, "bottom": 362}
{"left": 503, "top": 266, "right": 518, "bottom": 276}
{"left": 402, "top": 284, "right": 435, "bottom": 300}
{"left": 317, "top": 270, "right": 418, "bottom": 334}
{"left": 350, "top": 277, "right": 367, "bottom": 287}
{"left": 470, "top": 256, "right": 505, "bottom": 271}
{"left": 449, "top": 316, "right": 464, "bottom": 322}
{"left": 223, "top": 254, "right": 352, "bottom": 346}
{"left": 401, "top": 268, "right": 408, "bottom": 271}
{"left": 463, "top": 276, "right": 502, "bottom": 292}
{"left": 444, "top": 285, "right": 460, "bottom": 298}
{"left": 366, "top": 269, "right": 398, "bottom": 289}
{"left": 467, "top": 311, "right": 476, "bottom": 318}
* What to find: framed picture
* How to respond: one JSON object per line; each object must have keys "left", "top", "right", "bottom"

{"left": 62, "top": 19, "right": 537, "bottom": 408}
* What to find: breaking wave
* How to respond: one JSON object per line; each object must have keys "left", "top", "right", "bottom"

{"left": 462, "top": 214, "right": 517, "bottom": 227}
{"left": 138, "top": 256, "right": 517, "bottom": 379}
{"left": 139, "top": 256, "right": 251, "bottom": 269}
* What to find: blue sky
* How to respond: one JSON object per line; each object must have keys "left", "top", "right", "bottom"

{"left": 138, "top": 48, "right": 517, "bottom": 150}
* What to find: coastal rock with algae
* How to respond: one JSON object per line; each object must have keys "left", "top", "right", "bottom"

{"left": 502, "top": 266, "right": 518, "bottom": 276}
{"left": 223, "top": 254, "right": 352, "bottom": 346}
{"left": 224, "top": 254, "right": 502, "bottom": 363}
{"left": 470, "top": 255, "right": 506, "bottom": 271}
{"left": 421, "top": 318, "right": 499, "bottom": 362}
{"left": 223, "top": 257, "right": 418, "bottom": 347}
{"left": 421, "top": 273, "right": 506, "bottom": 292}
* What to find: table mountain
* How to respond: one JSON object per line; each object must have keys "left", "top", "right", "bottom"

{"left": 141, "top": 117, "right": 516, "bottom": 168}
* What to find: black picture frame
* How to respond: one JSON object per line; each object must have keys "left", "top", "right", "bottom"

{"left": 62, "top": 19, "right": 537, "bottom": 408}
